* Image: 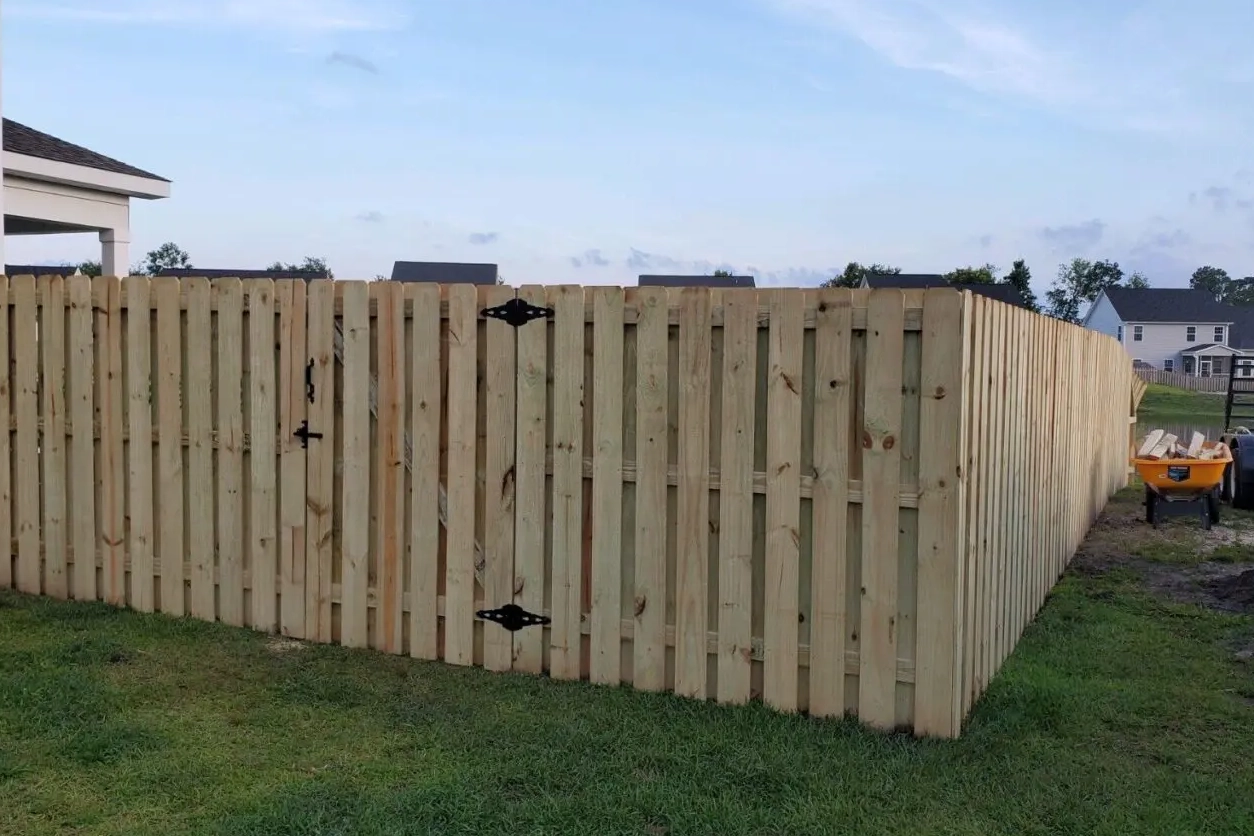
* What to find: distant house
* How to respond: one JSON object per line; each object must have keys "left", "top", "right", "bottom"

{"left": 1083, "top": 287, "right": 1242, "bottom": 377}
{"left": 4, "top": 263, "right": 84, "bottom": 276}
{"left": 390, "top": 261, "right": 498, "bottom": 284}
{"left": 859, "top": 274, "right": 1030, "bottom": 309}
{"left": 156, "top": 268, "right": 330, "bottom": 280}
{"left": 638, "top": 274, "right": 756, "bottom": 288}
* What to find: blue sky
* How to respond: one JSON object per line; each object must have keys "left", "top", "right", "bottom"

{"left": 5, "top": 0, "right": 1254, "bottom": 293}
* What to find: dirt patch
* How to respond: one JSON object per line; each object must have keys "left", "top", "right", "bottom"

{"left": 267, "top": 638, "right": 307, "bottom": 654}
{"left": 1138, "top": 562, "right": 1254, "bottom": 615}
{"left": 1206, "top": 569, "right": 1254, "bottom": 611}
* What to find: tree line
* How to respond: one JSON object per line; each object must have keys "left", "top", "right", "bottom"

{"left": 68, "top": 242, "right": 333, "bottom": 279}
{"left": 816, "top": 258, "right": 1158, "bottom": 322}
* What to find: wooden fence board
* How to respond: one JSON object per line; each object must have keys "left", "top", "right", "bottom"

{"left": 154, "top": 278, "right": 183, "bottom": 615}
{"left": 443, "top": 284, "right": 478, "bottom": 666}
{"left": 305, "top": 281, "right": 335, "bottom": 642}
{"left": 407, "top": 283, "right": 441, "bottom": 660}
{"left": 590, "top": 287, "right": 625, "bottom": 685}
{"left": 339, "top": 281, "right": 371, "bottom": 649}
{"left": 68, "top": 276, "right": 95, "bottom": 602}
{"left": 859, "top": 289, "right": 905, "bottom": 729}
{"left": 41, "top": 276, "right": 68, "bottom": 600}
{"left": 763, "top": 289, "right": 804, "bottom": 712}
{"left": 125, "top": 277, "right": 154, "bottom": 612}
{"left": 716, "top": 289, "right": 758, "bottom": 704}
{"left": 632, "top": 287, "right": 669, "bottom": 692}
{"left": 482, "top": 284, "right": 518, "bottom": 672}
{"left": 675, "top": 288, "right": 712, "bottom": 700}
{"left": 512, "top": 285, "right": 548, "bottom": 673}
{"left": 215, "top": 279, "right": 245, "bottom": 625}
{"left": 186, "top": 279, "right": 215, "bottom": 620}
{"left": 247, "top": 280, "right": 278, "bottom": 632}
{"left": 549, "top": 286, "right": 585, "bottom": 681}
{"left": 373, "top": 281, "right": 405, "bottom": 655}
{"left": 0, "top": 278, "right": 9, "bottom": 591}
{"left": 14, "top": 276, "right": 39, "bottom": 595}
{"left": 278, "top": 280, "right": 308, "bottom": 637}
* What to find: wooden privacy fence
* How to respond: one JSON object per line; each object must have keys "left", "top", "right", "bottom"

{"left": 1135, "top": 368, "right": 1230, "bottom": 393}
{"left": 0, "top": 276, "right": 1134, "bottom": 738}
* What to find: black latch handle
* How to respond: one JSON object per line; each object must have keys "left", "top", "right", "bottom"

{"left": 294, "top": 420, "right": 323, "bottom": 449}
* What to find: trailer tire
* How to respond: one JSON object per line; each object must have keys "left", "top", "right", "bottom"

{"left": 1231, "top": 434, "right": 1254, "bottom": 511}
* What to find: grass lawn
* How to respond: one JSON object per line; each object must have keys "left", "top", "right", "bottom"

{"left": 3, "top": 489, "right": 1253, "bottom": 835}
{"left": 1137, "top": 383, "right": 1226, "bottom": 425}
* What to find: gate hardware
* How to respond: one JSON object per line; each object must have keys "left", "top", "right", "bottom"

{"left": 476, "top": 603, "right": 550, "bottom": 632}
{"left": 305, "top": 358, "right": 316, "bottom": 403}
{"left": 481, "top": 297, "right": 553, "bottom": 328}
{"left": 293, "top": 420, "right": 323, "bottom": 448}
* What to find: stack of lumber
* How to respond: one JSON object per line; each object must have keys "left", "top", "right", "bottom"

{"left": 1137, "top": 429, "right": 1229, "bottom": 461}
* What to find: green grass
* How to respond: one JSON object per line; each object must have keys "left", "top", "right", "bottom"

{"left": 1138, "top": 383, "right": 1226, "bottom": 424}
{"left": 2, "top": 490, "right": 1253, "bottom": 835}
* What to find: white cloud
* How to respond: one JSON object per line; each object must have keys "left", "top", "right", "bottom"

{"left": 762, "top": 0, "right": 1252, "bottom": 134}
{"left": 7, "top": 0, "right": 409, "bottom": 32}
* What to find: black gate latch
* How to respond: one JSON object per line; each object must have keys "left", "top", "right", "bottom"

{"left": 476, "top": 603, "right": 550, "bottom": 632}
{"left": 481, "top": 297, "right": 553, "bottom": 327}
{"left": 293, "top": 420, "right": 323, "bottom": 448}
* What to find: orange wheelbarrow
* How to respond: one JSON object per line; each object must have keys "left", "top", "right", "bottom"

{"left": 1133, "top": 442, "right": 1232, "bottom": 529}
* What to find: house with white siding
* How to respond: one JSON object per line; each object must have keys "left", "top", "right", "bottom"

{"left": 1083, "top": 287, "right": 1248, "bottom": 377}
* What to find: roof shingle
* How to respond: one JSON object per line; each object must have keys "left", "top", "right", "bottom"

{"left": 3, "top": 119, "right": 168, "bottom": 182}
{"left": 1100, "top": 287, "right": 1234, "bottom": 324}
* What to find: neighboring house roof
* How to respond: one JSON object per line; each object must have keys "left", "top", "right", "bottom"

{"left": 1225, "top": 307, "right": 1254, "bottom": 351}
{"left": 1181, "top": 343, "right": 1243, "bottom": 355}
{"left": 157, "top": 268, "right": 330, "bottom": 280}
{"left": 390, "top": 261, "right": 498, "bottom": 284}
{"left": 638, "top": 274, "right": 756, "bottom": 288}
{"left": 3, "top": 118, "right": 169, "bottom": 182}
{"left": 1099, "top": 288, "right": 1234, "bottom": 324}
{"left": 863, "top": 274, "right": 1029, "bottom": 309}
{"left": 862, "top": 274, "right": 946, "bottom": 288}
{"left": 5, "top": 263, "right": 82, "bottom": 276}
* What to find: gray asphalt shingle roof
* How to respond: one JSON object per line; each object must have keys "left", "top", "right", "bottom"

{"left": 4, "top": 119, "right": 168, "bottom": 182}
{"left": 390, "top": 261, "right": 498, "bottom": 284}
{"left": 1102, "top": 287, "right": 1234, "bottom": 323}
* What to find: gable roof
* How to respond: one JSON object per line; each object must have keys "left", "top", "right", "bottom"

{"left": 4, "top": 119, "right": 168, "bottom": 182}
{"left": 863, "top": 274, "right": 1029, "bottom": 309}
{"left": 390, "top": 261, "right": 498, "bottom": 284}
{"left": 1099, "top": 287, "right": 1233, "bottom": 324}
{"left": 5, "top": 263, "right": 83, "bottom": 276}
{"left": 639, "top": 274, "right": 756, "bottom": 288}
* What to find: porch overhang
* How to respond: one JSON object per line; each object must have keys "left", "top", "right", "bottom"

{"left": 1181, "top": 343, "right": 1243, "bottom": 356}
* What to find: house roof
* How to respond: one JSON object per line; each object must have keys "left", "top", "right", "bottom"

{"left": 864, "top": 274, "right": 1029, "bottom": 309}
{"left": 1181, "top": 342, "right": 1243, "bottom": 355}
{"left": 390, "top": 261, "right": 498, "bottom": 284}
{"left": 3, "top": 119, "right": 169, "bottom": 182}
{"left": 862, "top": 274, "right": 946, "bottom": 288}
{"left": 5, "top": 263, "right": 83, "bottom": 276}
{"left": 1100, "top": 287, "right": 1234, "bottom": 324}
{"left": 1226, "top": 306, "right": 1254, "bottom": 350}
{"left": 157, "top": 268, "right": 330, "bottom": 280}
{"left": 638, "top": 274, "right": 756, "bottom": 288}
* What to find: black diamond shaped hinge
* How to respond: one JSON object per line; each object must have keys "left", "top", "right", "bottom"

{"left": 481, "top": 297, "right": 553, "bottom": 327}
{"left": 476, "top": 603, "right": 551, "bottom": 632}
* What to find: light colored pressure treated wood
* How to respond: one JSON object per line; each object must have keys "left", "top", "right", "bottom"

{"left": 2, "top": 277, "right": 1137, "bottom": 740}
{"left": 443, "top": 284, "right": 478, "bottom": 666}
{"left": 482, "top": 284, "right": 517, "bottom": 673}
{"left": 41, "top": 276, "right": 68, "bottom": 600}
{"left": 763, "top": 290, "right": 804, "bottom": 712}
{"left": 154, "top": 278, "right": 183, "bottom": 616}
{"left": 68, "top": 277, "right": 96, "bottom": 602}
{"left": 590, "top": 287, "right": 625, "bottom": 685}
{"left": 632, "top": 287, "right": 669, "bottom": 692}
{"left": 675, "top": 287, "right": 712, "bottom": 700}
{"left": 512, "top": 285, "right": 548, "bottom": 674}
{"left": 407, "top": 283, "right": 441, "bottom": 661}
{"left": 339, "top": 282, "right": 371, "bottom": 649}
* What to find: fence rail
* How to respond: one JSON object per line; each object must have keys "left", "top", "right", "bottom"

{"left": 0, "top": 275, "right": 1135, "bottom": 738}
{"left": 1135, "top": 368, "right": 1230, "bottom": 392}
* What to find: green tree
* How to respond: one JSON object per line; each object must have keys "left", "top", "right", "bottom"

{"left": 141, "top": 242, "right": 192, "bottom": 276}
{"left": 821, "top": 261, "right": 900, "bottom": 288}
{"left": 943, "top": 263, "right": 997, "bottom": 284}
{"left": 76, "top": 260, "right": 103, "bottom": 278}
{"left": 1127, "top": 271, "right": 1150, "bottom": 289}
{"left": 1045, "top": 258, "right": 1130, "bottom": 323}
{"left": 268, "top": 256, "right": 333, "bottom": 278}
{"left": 712, "top": 269, "right": 733, "bottom": 277}
{"left": 1002, "top": 259, "right": 1040, "bottom": 313}
{"left": 1191, "top": 266, "right": 1232, "bottom": 302}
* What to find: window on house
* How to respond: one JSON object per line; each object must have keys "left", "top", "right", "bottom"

{"left": 1186, "top": 326, "right": 1196, "bottom": 342}
{"left": 1164, "top": 359, "right": 1174, "bottom": 372}
{"left": 1134, "top": 325, "right": 1144, "bottom": 342}
{"left": 1117, "top": 325, "right": 1124, "bottom": 341}
{"left": 1215, "top": 326, "right": 1225, "bottom": 343}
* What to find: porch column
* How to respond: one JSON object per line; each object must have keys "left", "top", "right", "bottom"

{"left": 100, "top": 228, "right": 130, "bottom": 277}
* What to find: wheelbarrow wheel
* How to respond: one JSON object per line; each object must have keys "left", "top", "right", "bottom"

{"left": 1208, "top": 489, "right": 1221, "bottom": 525}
